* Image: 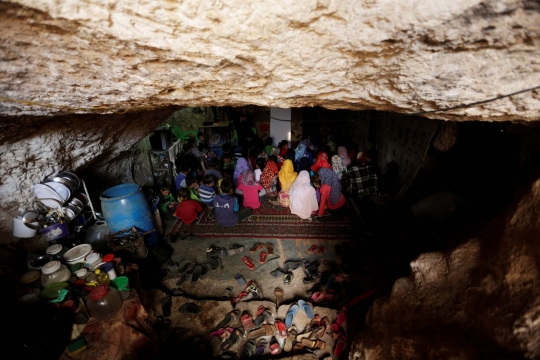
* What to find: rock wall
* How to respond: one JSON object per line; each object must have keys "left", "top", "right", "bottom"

{"left": 1, "top": 0, "right": 539, "bottom": 121}
{"left": 350, "top": 176, "right": 540, "bottom": 359}
{"left": 0, "top": 108, "right": 176, "bottom": 242}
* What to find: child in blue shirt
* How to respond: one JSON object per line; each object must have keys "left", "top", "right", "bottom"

{"left": 214, "top": 179, "right": 252, "bottom": 227}
{"left": 199, "top": 175, "right": 216, "bottom": 207}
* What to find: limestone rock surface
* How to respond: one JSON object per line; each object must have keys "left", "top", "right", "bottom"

{"left": 350, "top": 177, "right": 540, "bottom": 359}
{"left": 1, "top": 0, "right": 539, "bottom": 120}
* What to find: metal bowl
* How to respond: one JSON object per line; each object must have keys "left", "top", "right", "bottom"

{"left": 29, "top": 254, "right": 52, "bottom": 269}
{"left": 43, "top": 176, "right": 74, "bottom": 193}
{"left": 73, "top": 192, "right": 89, "bottom": 206}
{"left": 55, "top": 171, "right": 80, "bottom": 190}
{"left": 68, "top": 197, "right": 84, "bottom": 209}
{"left": 64, "top": 203, "right": 81, "bottom": 217}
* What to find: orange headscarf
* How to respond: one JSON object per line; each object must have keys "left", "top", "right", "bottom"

{"left": 260, "top": 160, "right": 278, "bottom": 189}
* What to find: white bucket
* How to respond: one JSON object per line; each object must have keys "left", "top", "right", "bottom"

{"left": 13, "top": 216, "right": 38, "bottom": 238}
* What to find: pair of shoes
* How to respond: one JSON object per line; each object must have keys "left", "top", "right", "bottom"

{"left": 227, "top": 244, "right": 245, "bottom": 256}
{"left": 307, "top": 245, "right": 325, "bottom": 255}
{"left": 249, "top": 242, "right": 275, "bottom": 256}
{"left": 207, "top": 246, "right": 227, "bottom": 258}
{"left": 285, "top": 299, "right": 314, "bottom": 328}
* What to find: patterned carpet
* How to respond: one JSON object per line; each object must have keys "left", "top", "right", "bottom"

{"left": 169, "top": 198, "right": 364, "bottom": 239}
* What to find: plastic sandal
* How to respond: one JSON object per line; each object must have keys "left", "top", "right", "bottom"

{"left": 256, "top": 305, "right": 266, "bottom": 317}
{"left": 274, "top": 288, "right": 284, "bottom": 308}
{"left": 285, "top": 304, "right": 299, "bottom": 328}
{"left": 255, "top": 338, "right": 268, "bottom": 356}
{"left": 254, "top": 310, "right": 271, "bottom": 327}
{"left": 241, "top": 312, "right": 255, "bottom": 332}
{"left": 317, "top": 245, "right": 325, "bottom": 255}
{"left": 298, "top": 299, "right": 314, "bottom": 319}
{"left": 259, "top": 251, "right": 267, "bottom": 264}
{"left": 242, "top": 256, "right": 255, "bottom": 271}
{"left": 283, "top": 272, "right": 294, "bottom": 285}
{"left": 247, "top": 324, "right": 275, "bottom": 339}
{"left": 214, "top": 310, "right": 239, "bottom": 329}
{"left": 275, "top": 320, "right": 288, "bottom": 338}
{"left": 265, "top": 242, "right": 274, "bottom": 256}
{"left": 307, "top": 245, "right": 318, "bottom": 253}
{"left": 333, "top": 334, "right": 347, "bottom": 357}
{"left": 270, "top": 339, "right": 281, "bottom": 355}
{"left": 227, "top": 244, "right": 245, "bottom": 256}
{"left": 335, "top": 307, "right": 347, "bottom": 327}
{"left": 249, "top": 242, "right": 264, "bottom": 253}
{"left": 283, "top": 326, "right": 297, "bottom": 352}
{"left": 301, "top": 338, "right": 326, "bottom": 350}
{"left": 221, "top": 327, "right": 244, "bottom": 351}
{"left": 241, "top": 340, "right": 256, "bottom": 358}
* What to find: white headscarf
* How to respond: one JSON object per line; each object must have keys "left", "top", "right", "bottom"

{"left": 289, "top": 171, "right": 319, "bottom": 220}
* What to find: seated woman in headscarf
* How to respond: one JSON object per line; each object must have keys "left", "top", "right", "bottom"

{"left": 260, "top": 159, "right": 279, "bottom": 197}
{"left": 289, "top": 170, "right": 318, "bottom": 220}
{"left": 277, "top": 159, "right": 298, "bottom": 207}
{"left": 315, "top": 168, "right": 346, "bottom": 216}
{"left": 338, "top": 146, "right": 351, "bottom": 168}
{"left": 311, "top": 151, "right": 332, "bottom": 173}
{"left": 299, "top": 157, "right": 315, "bottom": 177}
{"left": 294, "top": 140, "right": 313, "bottom": 171}
{"left": 236, "top": 169, "right": 266, "bottom": 210}
{"left": 233, "top": 157, "right": 251, "bottom": 186}
{"left": 332, "top": 155, "right": 345, "bottom": 180}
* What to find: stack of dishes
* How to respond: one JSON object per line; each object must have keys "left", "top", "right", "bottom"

{"left": 34, "top": 171, "right": 84, "bottom": 223}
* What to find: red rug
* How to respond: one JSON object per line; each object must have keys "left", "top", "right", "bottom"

{"left": 169, "top": 198, "right": 364, "bottom": 239}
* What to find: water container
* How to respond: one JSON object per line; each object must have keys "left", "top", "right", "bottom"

{"left": 100, "top": 184, "right": 157, "bottom": 246}
{"left": 84, "top": 221, "right": 110, "bottom": 252}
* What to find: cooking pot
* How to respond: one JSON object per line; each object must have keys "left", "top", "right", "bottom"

{"left": 55, "top": 171, "right": 80, "bottom": 190}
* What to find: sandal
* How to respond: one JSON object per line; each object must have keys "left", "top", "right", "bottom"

{"left": 298, "top": 299, "right": 314, "bottom": 319}
{"left": 255, "top": 338, "right": 268, "bottom": 356}
{"left": 247, "top": 324, "right": 275, "bottom": 339}
{"left": 335, "top": 307, "right": 347, "bottom": 327}
{"left": 256, "top": 305, "right": 266, "bottom": 317}
{"left": 318, "top": 316, "right": 330, "bottom": 337}
{"left": 309, "top": 315, "right": 321, "bottom": 329}
{"left": 241, "top": 340, "right": 256, "bottom": 358}
{"left": 283, "top": 272, "right": 294, "bottom": 285}
{"left": 307, "top": 245, "right": 318, "bottom": 253}
{"left": 221, "top": 327, "right": 244, "bottom": 351}
{"left": 254, "top": 309, "right": 271, "bottom": 327}
{"left": 333, "top": 334, "right": 347, "bottom": 357}
{"left": 301, "top": 338, "right": 326, "bottom": 350}
{"left": 269, "top": 338, "right": 281, "bottom": 355}
{"left": 265, "top": 242, "right": 275, "bottom": 256}
{"left": 241, "top": 312, "right": 255, "bottom": 332}
{"left": 285, "top": 304, "right": 299, "bottom": 328}
{"left": 249, "top": 242, "right": 264, "bottom": 253}
{"left": 242, "top": 256, "right": 255, "bottom": 271}
{"left": 228, "top": 244, "right": 245, "bottom": 256}
{"left": 214, "top": 310, "right": 239, "bottom": 329}
{"left": 283, "top": 325, "right": 297, "bottom": 352}
{"left": 259, "top": 251, "right": 267, "bottom": 264}
{"left": 275, "top": 320, "right": 287, "bottom": 338}
{"left": 274, "top": 287, "right": 284, "bottom": 308}
{"left": 317, "top": 245, "right": 325, "bottom": 255}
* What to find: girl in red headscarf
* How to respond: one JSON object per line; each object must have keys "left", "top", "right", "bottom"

{"left": 311, "top": 151, "right": 332, "bottom": 172}
{"left": 260, "top": 160, "right": 279, "bottom": 197}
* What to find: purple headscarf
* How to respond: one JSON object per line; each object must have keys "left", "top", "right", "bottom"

{"left": 242, "top": 169, "right": 259, "bottom": 186}
{"left": 318, "top": 167, "right": 342, "bottom": 206}
{"left": 234, "top": 158, "right": 250, "bottom": 185}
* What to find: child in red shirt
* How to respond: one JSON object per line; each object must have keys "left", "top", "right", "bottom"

{"left": 174, "top": 188, "right": 203, "bottom": 224}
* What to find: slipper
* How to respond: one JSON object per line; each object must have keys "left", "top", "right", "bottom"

{"left": 298, "top": 299, "right": 314, "bottom": 320}
{"left": 221, "top": 327, "right": 244, "bottom": 351}
{"left": 335, "top": 307, "right": 347, "bottom": 327}
{"left": 274, "top": 288, "right": 284, "bottom": 308}
{"left": 191, "top": 264, "right": 203, "bottom": 282}
{"left": 215, "top": 310, "right": 239, "bottom": 329}
{"left": 228, "top": 244, "right": 245, "bottom": 256}
{"left": 247, "top": 324, "right": 275, "bottom": 339}
{"left": 301, "top": 338, "right": 326, "bottom": 350}
{"left": 209, "top": 327, "right": 230, "bottom": 338}
{"left": 161, "top": 296, "right": 172, "bottom": 317}
{"left": 242, "top": 256, "right": 255, "bottom": 271}
{"left": 309, "top": 315, "right": 321, "bottom": 329}
{"left": 254, "top": 339, "right": 268, "bottom": 356}
{"left": 254, "top": 310, "right": 271, "bottom": 327}
{"left": 249, "top": 243, "right": 264, "bottom": 253}
{"left": 256, "top": 305, "right": 266, "bottom": 317}
{"left": 317, "top": 245, "right": 325, "bottom": 255}
{"left": 318, "top": 316, "right": 330, "bottom": 337}
{"left": 221, "top": 286, "right": 233, "bottom": 300}
{"left": 270, "top": 339, "right": 281, "bottom": 355}
{"left": 178, "top": 303, "right": 202, "bottom": 314}
{"left": 307, "top": 245, "right": 318, "bottom": 254}
{"left": 283, "top": 272, "right": 293, "bottom": 285}
{"left": 241, "top": 339, "right": 256, "bottom": 358}
{"left": 270, "top": 268, "right": 287, "bottom": 278}
{"left": 241, "top": 312, "right": 255, "bottom": 332}
{"left": 265, "top": 243, "right": 274, "bottom": 256}
{"left": 331, "top": 323, "right": 343, "bottom": 340}
{"left": 311, "top": 292, "right": 323, "bottom": 302}
{"left": 275, "top": 320, "right": 287, "bottom": 338}
{"left": 285, "top": 304, "right": 299, "bottom": 328}
{"left": 259, "top": 251, "right": 267, "bottom": 264}
{"left": 283, "top": 325, "right": 297, "bottom": 352}
{"left": 333, "top": 334, "right": 347, "bottom": 357}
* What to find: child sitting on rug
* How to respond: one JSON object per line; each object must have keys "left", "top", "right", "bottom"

{"left": 217, "top": 168, "right": 233, "bottom": 194}
{"left": 199, "top": 175, "right": 216, "bottom": 207}
{"left": 180, "top": 176, "right": 202, "bottom": 203}
{"left": 174, "top": 188, "right": 203, "bottom": 224}
{"left": 236, "top": 169, "right": 266, "bottom": 210}
{"left": 158, "top": 183, "right": 178, "bottom": 214}
{"left": 214, "top": 179, "right": 252, "bottom": 227}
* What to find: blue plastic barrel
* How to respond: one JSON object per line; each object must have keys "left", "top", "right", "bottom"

{"left": 100, "top": 184, "right": 158, "bottom": 246}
